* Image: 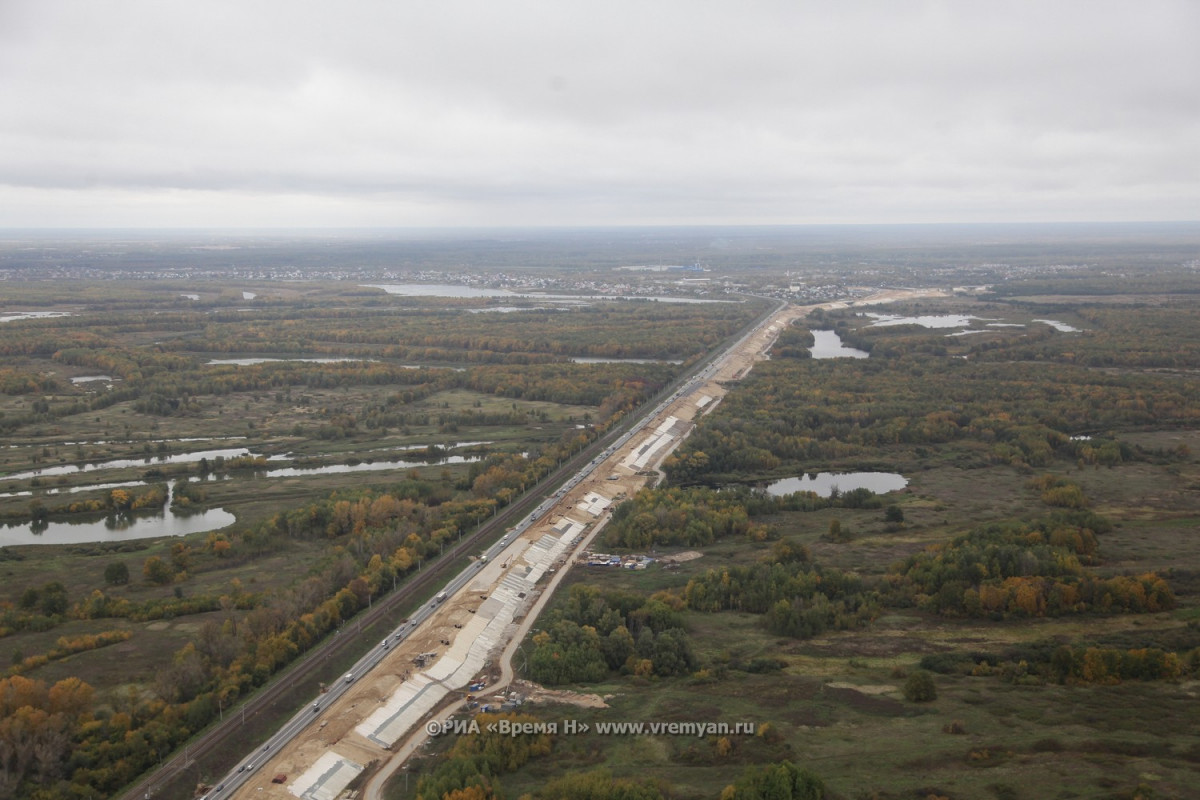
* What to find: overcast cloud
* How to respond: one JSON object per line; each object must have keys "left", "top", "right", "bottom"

{"left": 1, "top": 0, "right": 1197, "bottom": 228}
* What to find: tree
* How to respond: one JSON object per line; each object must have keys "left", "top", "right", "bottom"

{"left": 903, "top": 670, "right": 937, "bottom": 702}
{"left": 884, "top": 505, "right": 905, "bottom": 524}
{"left": 142, "top": 556, "right": 173, "bottom": 585}
{"left": 40, "top": 582, "right": 69, "bottom": 616}
{"left": 721, "top": 761, "right": 825, "bottom": 800}
{"left": 104, "top": 561, "right": 130, "bottom": 586}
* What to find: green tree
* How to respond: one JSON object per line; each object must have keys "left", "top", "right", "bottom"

{"left": 104, "top": 561, "right": 130, "bottom": 586}
{"left": 40, "top": 582, "right": 70, "bottom": 616}
{"left": 721, "top": 761, "right": 825, "bottom": 800}
{"left": 903, "top": 670, "right": 937, "bottom": 702}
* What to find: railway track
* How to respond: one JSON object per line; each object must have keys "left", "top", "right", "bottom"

{"left": 122, "top": 298, "right": 782, "bottom": 800}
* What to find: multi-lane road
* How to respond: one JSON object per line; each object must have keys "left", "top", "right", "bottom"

{"left": 133, "top": 296, "right": 792, "bottom": 800}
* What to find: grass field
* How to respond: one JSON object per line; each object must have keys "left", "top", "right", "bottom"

{"left": 386, "top": 410, "right": 1200, "bottom": 799}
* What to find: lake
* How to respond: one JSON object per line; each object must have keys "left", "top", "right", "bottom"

{"left": 4, "top": 448, "right": 251, "bottom": 482}
{"left": 765, "top": 471, "right": 907, "bottom": 498}
{"left": 206, "top": 357, "right": 376, "bottom": 366}
{"left": 809, "top": 330, "right": 869, "bottom": 359}
{"left": 0, "top": 487, "right": 235, "bottom": 546}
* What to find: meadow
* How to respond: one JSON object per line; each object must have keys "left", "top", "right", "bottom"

{"left": 0, "top": 276, "right": 763, "bottom": 800}
{"left": 390, "top": 278, "right": 1200, "bottom": 800}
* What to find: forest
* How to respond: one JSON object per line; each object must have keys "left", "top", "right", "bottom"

{"left": 407, "top": 271, "right": 1200, "bottom": 800}
{"left": 5, "top": 249, "right": 1200, "bottom": 799}
{"left": 0, "top": 279, "right": 765, "bottom": 800}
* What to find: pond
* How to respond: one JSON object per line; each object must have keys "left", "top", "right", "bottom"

{"left": 2, "top": 454, "right": 485, "bottom": 500}
{"left": 863, "top": 312, "right": 986, "bottom": 329}
{"left": 570, "top": 357, "right": 684, "bottom": 364}
{"left": 205, "top": 357, "right": 376, "bottom": 366}
{"left": 809, "top": 330, "right": 869, "bottom": 359}
{"left": 0, "top": 311, "right": 74, "bottom": 323}
{"left": 261, "top": 454, "right": 480, "bottom": 478}
{"left": 0, "top": 486, "right": 235, "bottom": 546}
{"left": 4, "top": 448, "right": 251, "bottom": 482}
{"left": 1034, "top": 319, "right": 1081, "bottom": 332}
{"left": 764, "top": 472, "right": 907, "bottom": 498}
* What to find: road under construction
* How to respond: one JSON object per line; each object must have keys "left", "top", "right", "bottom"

{"left": 209, "top": 290, "right": 930, "bottom": 800}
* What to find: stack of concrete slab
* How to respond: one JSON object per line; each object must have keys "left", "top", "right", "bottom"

{"left": 523, "top": 524, "right": 581, "bottom": 581}
{"left": 551, "top": 517, "right": 586, "bottom": 540}
{"left": 623, "top": 416, "right": 689, "bottom": 470}
{"left": 576, "top": 491, "right": 612, "bottom": 517}
{"left": 348, "top": 509, "right": 594, "bottom": 751}
{"left": 288, "top": 751, "right": 364, "bottom": 800}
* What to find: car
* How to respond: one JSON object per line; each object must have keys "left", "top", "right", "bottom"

{"left": 312, "top": 702, "right": 320, "bottom": 712}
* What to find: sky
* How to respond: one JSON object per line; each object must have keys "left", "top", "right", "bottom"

{"left": 1, "top": 1, "right": 1197, "bottom": 229}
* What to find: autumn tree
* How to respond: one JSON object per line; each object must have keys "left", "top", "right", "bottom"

{"left": 142, "top": 556, "right": 174, "bottom": 585}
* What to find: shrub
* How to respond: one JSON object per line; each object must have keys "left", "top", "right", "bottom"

{"left": 903, "top": 670, "right": 937, "bottom": 702}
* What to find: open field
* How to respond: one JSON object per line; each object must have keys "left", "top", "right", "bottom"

{"left": 385, "top": 282, "right": 1200, "bottom": 800}
{"left": 0, "top": 274, "right": 769, "bottom": 800}
{"left": 5, "top": 236, "right": 1200, "bottom": 799}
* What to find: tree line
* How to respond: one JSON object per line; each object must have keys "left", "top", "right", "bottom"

{"left": 527, "top": 585, "right": 697, "bottom": 685}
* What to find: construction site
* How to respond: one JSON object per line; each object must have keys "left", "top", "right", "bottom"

{"left": 223, "top": 292, "right": 926, "bottom": 800}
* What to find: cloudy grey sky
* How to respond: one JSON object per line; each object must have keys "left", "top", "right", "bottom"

{"left": 1, "top": 0, "right": 1197, "bottom": 228}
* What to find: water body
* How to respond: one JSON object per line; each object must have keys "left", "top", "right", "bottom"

{"left": 765, "top": 472, "right": 907, "bottom": 498}
{"left": 863, "top": 313, "right": 1080, "bottom": 334}
{"left": 1, "top": 454, "right": 484, "bottom": 499}
{"left": 1034, "top": 319, "right": 1081, "bottom": 332}
{"left": 864, "top": 312, "right": 986, "bottom": 329}
{"left": 0, "top": 453, "right": 483, "bottom": 541}
{"left": 0, "top": 480, "right": 146, "bottom": 500}
{"left": 809, "top": 330, "right": 869, "bottom": 359}
{"left": 71, "top": 375, "right": 115, "bottom": 384}
{"left": 570, "top": 357, "right": 684, "bottom": 364}
{"left": 4, "top": 448, "right": 251, "bottom": 482}
{"left": 262, "top": 455, "right": 480, "bottom": 478}
{"left": 1, "top": 311, "right": 74, "bottom": 323}
{"left": 363, "top": 284, "right": 728, "bottom": 304}
{"left": 0, "top": 487, "right": 235, "bottom": 546}
{"left": 206, "top": 357, "right": 376, "bottom": 366}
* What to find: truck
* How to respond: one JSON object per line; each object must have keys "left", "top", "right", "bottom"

{"left": 435, "top": 591, "right": 448, "bottom": 604}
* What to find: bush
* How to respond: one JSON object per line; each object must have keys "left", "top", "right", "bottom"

{"left": 104, "top": 561, "right": 130, "bottom": 586}
{"left": 903, "top": 670, "right": 938, "bottom": 702}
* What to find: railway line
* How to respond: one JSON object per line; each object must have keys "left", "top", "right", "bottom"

{"left": 125, "top": 297, "right": 787, "bottom": 800}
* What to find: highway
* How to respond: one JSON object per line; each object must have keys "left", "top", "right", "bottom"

{"left": 159, "top": 297, "right": 789, "bottom": 800}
